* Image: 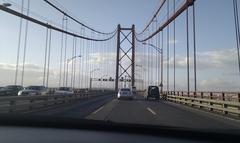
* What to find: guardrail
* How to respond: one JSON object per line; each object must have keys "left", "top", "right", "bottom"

{"left": 0, "top": 91, "right": 115, "bottom": 113}
{"left": 165, "top": 91, "right": 240, "bottom": 117}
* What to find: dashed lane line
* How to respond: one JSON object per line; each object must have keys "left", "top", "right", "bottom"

{"left": 147, "top": 107, "right": 157, "bottom": 115}
{"left": 92, "top": 106, "right": 104, "bottom": 114}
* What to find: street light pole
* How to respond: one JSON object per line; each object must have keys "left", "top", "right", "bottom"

{"left": 142, "top": 42, "right": 163, "bottom": 95}
{"left": 65, "top": 55, "right": 81, "bottom": 87}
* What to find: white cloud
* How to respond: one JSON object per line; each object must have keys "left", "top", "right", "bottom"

{"left": 169, "top": 39, "right": 180, "bottom": 44}
{"left": 164, "top": 48, "right": 238, "bottom": 70}
{"left": 199, "top": 78, "right": 240, "bottom": 92}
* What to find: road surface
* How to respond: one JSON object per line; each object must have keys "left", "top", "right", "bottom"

{"left": 31, "top": 94, "right": 240, "bottom": 129}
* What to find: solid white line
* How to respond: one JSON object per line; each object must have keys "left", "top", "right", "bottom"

{"left": 92, "top": 106, "right": 104, "bottom": 114}
{"left": 147, "top": 107, "right": 156, "bottom": 115}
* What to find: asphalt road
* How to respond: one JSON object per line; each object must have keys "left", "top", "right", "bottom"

{"left": 32, "top": 94, "right": 240, "bottom": 129}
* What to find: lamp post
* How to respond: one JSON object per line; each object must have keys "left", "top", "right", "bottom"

{"left": 66, "top": 55, "right": 81, "bottom": 87}
{"left": 142, "top": 42, "right": 163, "bottom": 95}
{"left": 89, "top": 68, "right": 100, "bottom": 90}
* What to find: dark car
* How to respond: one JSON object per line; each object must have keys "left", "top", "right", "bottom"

{"left": 145, "top": 86, "right": 160, "bottom": 100}
{"left": 0, "top": 85, "right": 24, "bottom": 96}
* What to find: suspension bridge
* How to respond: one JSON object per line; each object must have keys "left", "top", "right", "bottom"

{"left": 0, "top": 0, "right": 240, "bottom": 129}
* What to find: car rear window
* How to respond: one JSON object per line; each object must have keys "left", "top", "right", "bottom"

{"left": 121, "top": 88, "right": 130, "bottom": 91}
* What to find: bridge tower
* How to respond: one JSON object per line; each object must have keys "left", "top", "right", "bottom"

{"left": 115, "top": 24, "right": 135, "bottom": 91}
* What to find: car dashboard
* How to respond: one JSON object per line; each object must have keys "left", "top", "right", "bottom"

{"left": 0, "top": 116, "right": 238, "bottom": 143}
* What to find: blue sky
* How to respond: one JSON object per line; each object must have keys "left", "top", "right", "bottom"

{"left": 0, "top": 0, "right": 239, "bottom": 91}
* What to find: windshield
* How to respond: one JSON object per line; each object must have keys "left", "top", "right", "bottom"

{"left": 0, "top": 0, "right": 240, "bottom": 133}
{"left": 120, "top": 88, "right": 131, "bottom": 92}
{"left": 1, "top": 85, "right": 18, "bottom": 90}
{"left": 26, "top": 86, "right": 44, "bottom": 91}
{"left": 58, "top": 87, "right": 71, "bottom": 91}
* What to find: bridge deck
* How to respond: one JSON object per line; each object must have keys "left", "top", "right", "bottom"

{"left": 31, "top": 94, "right": 240, "bottom": 129}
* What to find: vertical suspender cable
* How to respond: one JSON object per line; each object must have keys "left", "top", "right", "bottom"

{"left": 173, "top": 0, "right": 176, "bottom": 92}
{"left": 46, "top": 29, "right": 52, "bottom": 87}
{"left": 233, "top": 0, "right": 240, "bottom": 76}
{"left": 143, "top": 33, "right": 146, "bottom": 88}
{"left": 63, "top": 17, "right": 68, "bottom": 86}
{"left": 43, "top": 28, "right": 49, "bottom": 86}
{"left": 21, "top": 0, "right": 30, "bottom": 86}
{"left": 81, "top": 28, "right": 84, "bottom": 88}
{"left": 70, "top": 36, "right": 74, "bottom": 88}
{"left": 167, "top": 0, "right": 170, "bottom": 92}
{"left": 193, "top": 2, "right": 197, "bottom": 92}
{"left": 83, "top": 29, "right": 86, "bottom": 88}
{"left": 87, "top": 30, "right": 89, "bottom": 89}
{"left": 161, "top": 31, "right": 164, "bottom": 93}
{"left": 152, "top": 24, "right": 154, "bottom": 85}
{"left": 78, "top": 29, "right": 82, "bottom": 89}
{"left": 186, "top": 8, "right": 190, "bottom": 93}
{"left": 90, "top": 32, "right": 93, "bottom": 88}
{"left": 155, "top": 17, "right": 158, "bottom": 86}
{"left": 59, "top": 15, "right": 65, "bottom": 87}
{"left": 73, "top": 36, "right": 77, "bottom": 89}
{"left": 15, "top": 0, "right": 24, "bottom": 85}
{"left": 147, "top": 29, "right": 150, "bottom": 86}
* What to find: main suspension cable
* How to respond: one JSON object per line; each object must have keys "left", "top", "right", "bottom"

{"left": 0, "top": 5, "right": 117, "bottom": 42}
{"left": 43, "top": 0, "right": 116, "bottom": 35}
{"left": 136, "top": 0, "right": 194, "bottom": 42}
{"left": 137, "top": 0, "right": 166, "bottom": 36}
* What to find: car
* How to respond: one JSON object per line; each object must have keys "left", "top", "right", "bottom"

{"left": 117, "top": 88, "right": 133, "bottom": 100}
{"left": 18, "top": 86, "right": 48, "bottom": 96}
{"left": 131, "top": 86, "right": 137, "bottom": 95}
{"left": 0, "top": 85, "right": 24, "bottom": 96}
{"left": 54, "top": 87, "right": 74, "bottom": 96}
{"left": 145, "top": 86, "right": 160, "bottom": 101}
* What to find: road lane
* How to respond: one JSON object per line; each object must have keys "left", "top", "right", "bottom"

{"left": 87, "top": 95, "right": 240, "bottom": 129}
{"left": 29, "top": 93, "right": 240, "bottom": 129}
{"left": 31, "top": 94, "right": 114, "bottom": 118}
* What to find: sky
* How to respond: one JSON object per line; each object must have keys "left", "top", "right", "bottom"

{"left": 0, "top": 0, "right": 239, "bottom": 91}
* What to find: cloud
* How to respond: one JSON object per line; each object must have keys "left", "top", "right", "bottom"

{"left": 169, "top": 39, "right": 180, "bottom": 44}
{"left": 199, "top": 78, "right": 240, "bottom": 92}
{"left": 0, "top": 63, "right": 42, "bottom": 71}
{"left": 163, "top": 48, "right": 238, "bottom": 70}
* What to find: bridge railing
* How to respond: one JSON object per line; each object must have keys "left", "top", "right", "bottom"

{"left": 165, "top": 91, "right": 240, "bottom": 117}
{"left": 0, "top": 90, "right": 115, "bottom": 113}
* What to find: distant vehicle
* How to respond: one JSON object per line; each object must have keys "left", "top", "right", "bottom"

{"left": 131, "top": 86, "right": 137, "bottom": 95}
{"left": 54, "top": 87, "right": 74, "bottom": 96}
{"left": 18, "top": 86, "right": 48, "bottom": 96}
{"left": 145, "top": 86, "right": 160, "bottom": 101}
{"left": 117, "top": 88, "right": 133, "bottom": 100}
{"left": 0, "top": 85, "right": 24, "bottom": 96}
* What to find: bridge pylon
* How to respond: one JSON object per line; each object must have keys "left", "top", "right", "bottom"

{"left": 115, "top": 24, "right": 135, "bottom": 91}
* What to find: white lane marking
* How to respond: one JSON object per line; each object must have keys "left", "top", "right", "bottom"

{"left": 92, "top": 106, "right": 104, "bottom": 114}
{"left": 147, "top": 107, "right": 156, "bottom": 115}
